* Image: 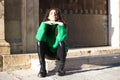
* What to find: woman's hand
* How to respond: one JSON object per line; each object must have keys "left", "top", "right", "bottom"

{"left": 44, "top": 21, "right": 64, "bottom": 26}
{"left": 55, "top": 21, "right": 64, "bottom": 26}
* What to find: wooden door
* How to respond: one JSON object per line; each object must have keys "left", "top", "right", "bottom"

{"left": 24, "top": 0, "right": 39, "bottom": 53}
{"left": 39, "top": 0, "right": 108, "bottom": 48}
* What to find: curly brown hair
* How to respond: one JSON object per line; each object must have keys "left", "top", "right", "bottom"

{"left": 43, "top": 8, "right": 66, "bottom": 25}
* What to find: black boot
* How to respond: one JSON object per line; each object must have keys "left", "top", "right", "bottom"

{"left": 56, "top": 42, "right": 67, "bottom": 76}
{"left": 56, "top": 62, "right": 66, "bottom": 76}
{"left": 39, "top": 61, "right": 46, "bottom": 77}
{"left": 37, "top": 42, "right": 47, "bottom": 77}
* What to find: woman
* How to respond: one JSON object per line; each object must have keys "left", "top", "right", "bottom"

{"left": 36, "top": 8, "right": 68, "bottom": 77}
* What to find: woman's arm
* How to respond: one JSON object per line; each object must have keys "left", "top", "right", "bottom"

{"left": 35, "top": 22, "right": 47, "bottom": 41}
{"left": 53, "top": 23, "right": 67, "bottom": 48}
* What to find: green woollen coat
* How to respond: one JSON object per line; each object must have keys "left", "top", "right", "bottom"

{"left": 36, "top": 22, "right": 68, "bottom": 53}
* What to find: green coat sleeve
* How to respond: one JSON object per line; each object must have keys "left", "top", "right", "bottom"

{"left": 36, "top": 22, "right": 47, "bottom": 41}
{"left": 53, "top": 25, "right": 67, "bottom": 48}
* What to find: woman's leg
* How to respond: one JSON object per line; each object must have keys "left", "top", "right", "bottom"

{"left": 37, "top": 41, "right": 57, "bottom": 77}
{"left": 37, "top": 41, "right": 47, "bottom": 77}
{"left": 56, "top": 41, "right": 67, "bottom": 76}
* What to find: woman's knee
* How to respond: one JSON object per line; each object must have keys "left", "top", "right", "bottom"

{"left": 58, "top": 41, "right": 65, "bottom": 48}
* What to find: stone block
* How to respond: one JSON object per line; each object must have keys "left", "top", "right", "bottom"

{"left": 0, "top": 40, "right": 10, "bottom": 55}
{"left": 1, "top": 54, "right": 32, "bottom": 71}
{"left": 45, "top": 59, "right": 57, "bottom": 72}
{"left": 102, "top": 54, "right": 120, "bottom": 64}
{"left": 0, "top": 55, "right": 3, "bottom": 71}
{"left": 1, "top": 48, "right": 120, "bottom": 72}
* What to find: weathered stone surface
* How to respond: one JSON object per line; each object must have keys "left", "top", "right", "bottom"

{"left": 0, "top": 55, "right": 3, "bottom": 71}
{"left": 0, "top": 0, "right": 10, "bottom": 55}
{"left": 0, "top": 48, "right": 120, "bottom": 71}
{"left": 0, "top": 54, "right": 34, "bottom": 71}
{"left": 0, "top": 40, "right": 10, "bottom": 55}
{"left": 0, "top": 0, "right": 4, "bottom": 39}
{"left": 0, "top": 0, "right": 4, "bottom": 19}
{"left": 4, "top": 54, "right": 31, "bottom": 71}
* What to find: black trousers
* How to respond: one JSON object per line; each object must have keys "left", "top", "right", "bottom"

{"left": 37, "top": 41, "right": 66, "bottom": 60}
{"left": 37, "top": 41, "right": 67, "bottom": 77}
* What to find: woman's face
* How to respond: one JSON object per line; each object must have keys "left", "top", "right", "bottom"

{"left": 48, "top": 9, "right": 58, "bottom": 21}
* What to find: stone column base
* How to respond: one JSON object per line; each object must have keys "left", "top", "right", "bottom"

{"left": 0, "top": 40, "right": 10, "bottom": 55}
{"left": 0, "top": 54, "right": 32, "bottom": 71}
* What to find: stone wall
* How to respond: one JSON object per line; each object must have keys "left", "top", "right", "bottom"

{"left": 0, "top": 0, "right": 10, "bottom": 55}
{"left": 5, "top": 0, "right": 22, "bottom": 53}
{"left": 0, "top": 0, "right": 4, "bottom": 19}
{"left": 4, "top": 0, "right": 39, "bottom": 53}
{"left": 0, "top": 0, "right": 4, "bottom": 38}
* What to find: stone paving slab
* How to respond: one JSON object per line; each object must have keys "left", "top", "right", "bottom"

{"left": 0, "top": 64, "right": 120, "bottom": 80}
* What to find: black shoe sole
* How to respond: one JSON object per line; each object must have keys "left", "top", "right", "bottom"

{"left": 38, "top": 72, "right": 47, "bottom": 77}
{"left": 56, "top": 71, "right": 65, "bottom": 76}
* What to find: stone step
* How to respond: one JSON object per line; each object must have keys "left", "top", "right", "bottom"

{"left": 0, "top": 47, "right": 120, "bottom": 71}
{"left": 41, "top": 53, "right": 120, "bottom": 72}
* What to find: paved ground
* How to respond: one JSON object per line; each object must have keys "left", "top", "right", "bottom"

{"left": 0, "top": 64, "right": 120, "bottom": 80}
